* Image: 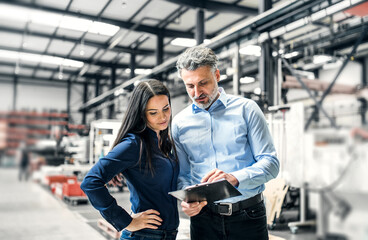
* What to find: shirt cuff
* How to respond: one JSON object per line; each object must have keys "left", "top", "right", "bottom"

{"left": 102, "top": 205, "right": 133, "bottom": 232}
{"left": 230, "top": 169, "right": 249, "bottom": 190}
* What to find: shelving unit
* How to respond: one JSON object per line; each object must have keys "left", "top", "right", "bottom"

{"left": 0, "top": 110, "right": 89, "bottom": 167}
{"left": 0, "top": 110, "right": 67, "bottom": 156}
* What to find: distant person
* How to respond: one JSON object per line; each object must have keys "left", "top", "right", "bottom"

{"left": 172, "top": 46, "right": 280, "bottom": 240}
{"left": 81, "top": 79, "right": 179, "bottom": 240}
{"left": 18, "top": 141, "right": 30, "bottom": 181}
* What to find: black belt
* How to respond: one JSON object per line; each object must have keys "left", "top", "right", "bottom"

{"left": 208, "top": 193, "right": 263, "bottom": 216}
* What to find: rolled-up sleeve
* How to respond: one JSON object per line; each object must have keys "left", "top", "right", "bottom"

{"left": 80, "top": 134, "right": 140, "bottom": 231}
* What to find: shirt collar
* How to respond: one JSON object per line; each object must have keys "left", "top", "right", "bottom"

{"left": 191, "top": 87, "right": 228, "bottom": 114}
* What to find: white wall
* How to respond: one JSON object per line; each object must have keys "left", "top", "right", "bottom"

{"left": 171, "top": 94, "right": 190, "bottom": 117}
{"left": 319, "top": 61, "right": 362, "bottom": 86}
{"left": 17, "top": 84, "right": 67, "bottom": 111}
{"left": 0, "top": 82, "right": 13, "bottom": 111}
{"left": 287, "top": 61, "right": 363, "bottom": 103}
{"left": 0, "top": 81, "right": 92, "bottom": 124}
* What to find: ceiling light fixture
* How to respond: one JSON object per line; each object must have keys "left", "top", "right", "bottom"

{"left": 254, "top": 87, "right": 262, "bottom": 95}
{"left": 170, "top": 38, "right": 211, "bottom": 47}
{"left": 0, "top": 4, "right": 119, "bottom": 37}
{"left": 240, "top": 77, "right": 255, "bottom": 84}
{"left": 313, "top": 55, "right": 332, "bottom": 64}
{"left": 284, "top": 51, "right": 299, "bottom": 59}
{"left": 220, "top": 75, "right": 228, "bottom": 81}
{"left": 124, "top": 68, "right": 152, "bottom": 75}
{"left": 0, "top": 50, "right": 84, "bottom": 68}
{"left": 239, "top": 45, "right": 261, "bottom": 57}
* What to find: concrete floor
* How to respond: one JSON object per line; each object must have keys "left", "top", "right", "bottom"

{"left": 0, "top": 168, "right": 106, "bottom": 240}
{"left": 0, "top": 168, "right": 318, "bottom": 240}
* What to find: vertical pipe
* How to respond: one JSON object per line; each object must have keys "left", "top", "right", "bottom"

{"left": 82, "top": 81, "right": 88, "bottom": 124}
{"left": 12, "top": 76, "right": 18, "bottom": 111}
{"left": 363, "top": 57, "right": 368, "bottom": 87}
{"left": 108, "top": 67, "right": 116, "bottom": 119}
{"left": 156, "top": 29, "right": 164, "bottom": 65}
{"left": 95, "top": 76, "right": 101, "bottom": 119}
{"left": 259, "top": 0, "right": 273, "bottom": 107}
{"left": 130, "top": 53, "right": 136, "bottom": 79}
{"left": 195, "top": 9, "right": 205, "bottom": 45}
{"left": 67, "top": 79, "right": 71, "bottom": 119}
{"left": 232, "top": 43, "right": 240, "bottom": 96}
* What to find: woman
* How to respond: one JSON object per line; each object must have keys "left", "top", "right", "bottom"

{"left": 81, "top": 79, "right": 179, "bottom": 240}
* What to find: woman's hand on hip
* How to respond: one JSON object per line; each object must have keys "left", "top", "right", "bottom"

{"left": 125, "top": 209, "right": 162, "bottom": 232}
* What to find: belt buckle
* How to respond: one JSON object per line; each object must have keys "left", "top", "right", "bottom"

{"left": 219, "top": 202, "right": 232, "bottom": 216}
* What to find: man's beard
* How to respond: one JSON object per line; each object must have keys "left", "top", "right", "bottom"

{"left": 191, "top": 84, "right": 219, "bottom": 109}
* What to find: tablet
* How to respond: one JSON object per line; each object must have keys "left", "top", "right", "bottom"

{"left": 168, "top": 179, "right": 242, "bottom": 203}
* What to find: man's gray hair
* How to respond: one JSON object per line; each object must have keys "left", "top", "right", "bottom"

{"left": 176, "top": 46, "right": 218, "bottom": 78}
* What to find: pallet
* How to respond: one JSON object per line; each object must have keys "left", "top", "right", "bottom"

{"left": 97, "top": 218, "right": 121, "bottom": 239}
{"left": 62, "top": 195, "right": 89, "bottom": 205}
{"left": 264, "top": 178, "right": 289, "bottom": 229}
{"left": 269, "top": 234, "right": 286, "bottom": 240}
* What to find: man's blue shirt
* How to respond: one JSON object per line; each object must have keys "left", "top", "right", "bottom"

{"left": 172, "top": 88, "right": 279, "bottom": 203}
{"left": 81, "top": 129, "right": 179, "bottom": 231}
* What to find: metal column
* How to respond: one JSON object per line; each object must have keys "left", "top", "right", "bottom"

{"left": 156, "top": 29, "right": 164, "bottom": 65}
{"left": 67, "top": 79, "right": 71, "bottom": 119}
{"left": 259, "top": 40, "right": 275, "bottom": 106}
{"left": 12, "top": 76, "right": 18, "bottom": 111}
{"left": 95, "top": 76, "right": 101, "bottom": 119}
{"left": 363, "top": 57, "right": 368, "bottom": 87}
{"left": 232, "top": 42, "right": 240, "bottom": 96}
{"left": 359, "top": 57, "right": 368, "bottom": 124}
{"left": 258, "top": 0, "right": 274, "bottom": 107}
{"left": 82, "top": 81, "right": 88, "bottom": 124}
{"left": 195, "top": 9, "right": 205, "bottom": 45}
{"left": 130, "top": 53, "right": 136, "bottom": 79}
{"left": 258, "top": 0, "right": 272, "bottom": 13}
{"left": 108, "top": 67, "right": 116, "bottom": 119}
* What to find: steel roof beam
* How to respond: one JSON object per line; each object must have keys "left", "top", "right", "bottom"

{"left": 0, "top": 27, "right": 164, "bottom": 56}
{"left": 0, "top": 46, "right": 154, "bottom": 69}
{"left": 164, "top": 0, "right": 257, "bottom": 15}
{"left": 0, "top": 61, "right": 113, "bottom": 79}
{"left": 0, "top": 72, "right": 86, "bottom": 84}
{"left": 2, "top": 0, "right": 194, "bottom": 38}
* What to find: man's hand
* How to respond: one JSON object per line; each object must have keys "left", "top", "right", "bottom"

{"left": 108, "top": 173, "right": 123, "bottom": 187}
{"left": 125, "top": 209, "right": 162, "bottom": 232}
{"left": 181, "top": 201, "right": 207, "bottom": 217}
{"left": 201, "top": 168, "right": 239, "bottom": 187}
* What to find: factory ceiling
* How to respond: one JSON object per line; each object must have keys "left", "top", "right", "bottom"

{"left": 0, "top": 0, "right": 367, "bottom": 109}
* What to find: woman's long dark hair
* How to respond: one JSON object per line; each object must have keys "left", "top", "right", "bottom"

{"left": 111, "top": 79, "right": 178, "bottom": 174}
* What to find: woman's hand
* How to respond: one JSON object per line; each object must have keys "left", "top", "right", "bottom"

{"left": 125, "top": 209, "right": 162, "bottom": 232}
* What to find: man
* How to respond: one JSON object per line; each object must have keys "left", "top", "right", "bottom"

{"left": 172, "top": 46, "right": 279, "bottom": 240}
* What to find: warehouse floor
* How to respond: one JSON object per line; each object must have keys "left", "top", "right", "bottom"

{"left": 0, "top": 168, "right": 106, "bottom": 240}
{"left": 0, "top": 168, "right": 317, "bottom": 240}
